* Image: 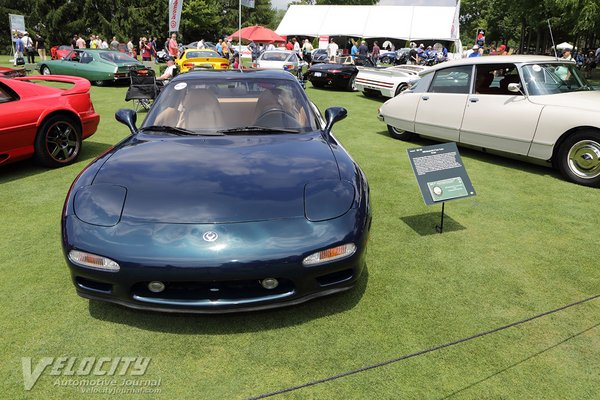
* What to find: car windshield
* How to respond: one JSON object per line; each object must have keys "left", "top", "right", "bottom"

{"left": 100, "top": 52, "right": 137, "bottom": 64}
{"left": 143, "top": 78, "right": 318, "bottom": 134}
{"left": 261, "top": 52, "right": 291, "bottom": 62}
{"left": 186, "top": 51, "right": 220, "bottom": 59}
{"left": 521, "top": 63, "right": 593, "bottom": 95}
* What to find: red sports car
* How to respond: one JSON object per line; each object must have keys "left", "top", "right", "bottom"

{"left": 50, "top": 45, "right": 73, "bottom": 60}
{"left": 0, "top": 75, "right": 100, "bottom": 168}
{"left": 0, "top": 67, "right": 26, "bottom": 78}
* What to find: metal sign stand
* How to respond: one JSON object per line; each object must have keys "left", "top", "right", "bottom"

{"left": 435, "top": 202, "right": 445, "bottom": 234}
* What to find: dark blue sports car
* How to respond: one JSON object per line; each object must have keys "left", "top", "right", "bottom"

{"left": 62, "top": 70, "right": 372, "bottom": 313}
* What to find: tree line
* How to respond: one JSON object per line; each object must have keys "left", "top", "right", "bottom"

{"left": 3, "top": 1, "right": 599, "bottom": 54}
{"left": 460, "top": 0, "right": 600, "bottom": 52}
{"left": 0, "top": 0, "right": 275, "bottom": 53}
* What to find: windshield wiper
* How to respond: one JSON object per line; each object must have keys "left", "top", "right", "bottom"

{"left": 218, "top": 126, "right": 301, "bottom": 134}
{"left": 141, "top": 125, "right": 196, "bottom": 135}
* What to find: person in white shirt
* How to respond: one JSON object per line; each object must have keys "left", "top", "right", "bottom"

{"left": 327, "top": 39, "right": 338, "bottom": 61}
{"left": 157, "top": 57, "right": 176, "bottom": 83}
{"left": 293, "top": 38, "right": 301, "bottom": 58}
{"left": 22, "top": 32, "right": 35, "bottom": 64}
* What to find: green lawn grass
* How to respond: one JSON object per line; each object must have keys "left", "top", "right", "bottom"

{"left": 1, "top": 55, "right": 599, "bottom": 399}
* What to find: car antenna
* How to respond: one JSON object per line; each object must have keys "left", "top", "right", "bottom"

{"left": 547, "top": 19, "right": 558, "bottom": 60}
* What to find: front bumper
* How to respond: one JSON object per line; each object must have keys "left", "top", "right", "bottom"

{"left": 63, "top": 213, "right": 370, "bottom": 313}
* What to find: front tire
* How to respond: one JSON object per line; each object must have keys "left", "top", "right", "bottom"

{"left": 387, "top": 124, "right": 415, "bottom": 141}
{"left": 40, "top": 65, "right": 51, "bottom": 75}
{"left": 381, "top": 56, "right": 391, "bottom": 64}
{"left": 556, "top": 130, "right": 600, "bottom": 187}
{"left": 34, "top": 115, "right": 81, "bottom": 168}
{"left": 93, "top": 80, "right": 107, "bottom": 86}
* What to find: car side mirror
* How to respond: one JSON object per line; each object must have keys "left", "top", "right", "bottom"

{"left": 115, "top": 108, "right": 138, "bottom": 135}
{"left": 324, "top": 107, "right": 347, "bottom": 137}
{"left": 508, "top": 83, "right": 523, "bottom": 94}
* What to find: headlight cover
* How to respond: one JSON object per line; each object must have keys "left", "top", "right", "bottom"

{"left": 74, "top": 184, "right": 127, "bottom": 227}
{"left": 304, "top": 180, "right": 355, "bottom": 222}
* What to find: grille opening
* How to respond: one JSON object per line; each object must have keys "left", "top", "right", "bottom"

{"left": 76, "top": 277, "right": 112, "bottom": 293}
{"left": 315, "top": 269, "right": 354, "bottom": 286}
{"left": 131, "top": 279, "right": 295, "bottom": 301}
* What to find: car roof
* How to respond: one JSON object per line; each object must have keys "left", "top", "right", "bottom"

{"left": 171, "top": 69, "right": 299, "bottom": 82}
{"left": 427, "top": 55, "right": 571, "bottom": 72}
{"left": 263, "top": 50, "right": 295, "bottom": 55}
{"left": 72, "top": 49, "right": 119, "bottom": 53}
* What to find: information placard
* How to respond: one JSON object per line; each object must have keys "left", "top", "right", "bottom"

{"left": 407, "top": 142, "right": 475, "bottom": 205}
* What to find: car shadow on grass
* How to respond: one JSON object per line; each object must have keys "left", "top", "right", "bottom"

{"left": 86, "top": 265, "right": 369, "bottom": 333}
{"left": 374, "top": 130, "right": 564, "bottom": 182}
{"left": 402, "top": 212, "right": 466, "bottom": 236}
{"left": 0, "top": 141, "right": 112, "bottom": 184}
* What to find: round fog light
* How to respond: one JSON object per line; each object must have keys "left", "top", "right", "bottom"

{"left": 148, "top": 281, "right": 166, "bottom": 293}
{"left": 261, "top": 278, "right": 279, "bottom": 290}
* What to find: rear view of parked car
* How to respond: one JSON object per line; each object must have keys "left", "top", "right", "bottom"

{"left": 0, "top": 76, "right": 99, "bottom": 168}
{"left": 255, "top": 50, "right": 307, "bottom": 78}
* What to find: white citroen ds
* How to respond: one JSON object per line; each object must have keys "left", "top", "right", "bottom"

{"left": 379, "top": 55, "right": 600, "bottom": 187}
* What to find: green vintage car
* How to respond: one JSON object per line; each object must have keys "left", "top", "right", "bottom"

{"left": 38, "top": 49, "right": 148, "bottom": 85}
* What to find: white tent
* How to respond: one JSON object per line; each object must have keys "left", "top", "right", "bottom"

{"left": 276, "top": 4, "right": 461, "bottom": 42}
{"left": 554, "top": 42, "right": 573, "bottom": 50}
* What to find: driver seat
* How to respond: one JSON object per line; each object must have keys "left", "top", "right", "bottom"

{"left": 253, "top": 90, "right": 279, "bottom": 122}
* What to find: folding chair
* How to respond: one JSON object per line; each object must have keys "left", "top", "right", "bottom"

{"left": 125, "top": 69, "right": 158, "bottom": 112}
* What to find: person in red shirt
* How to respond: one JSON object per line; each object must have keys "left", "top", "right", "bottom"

{"left": 168, "top": 33, "right": 179, "bottom": 58}
{"left": 140, "top": 38, "right": 152, "bottom": 61}
{"left": 285, "top": 40, "right": 293, "bottom": 51}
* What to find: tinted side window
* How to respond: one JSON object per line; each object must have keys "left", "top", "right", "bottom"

{"left": 475, "top": 63, "right": 522, "bottom": 95}
{"left": 429, "top": 66, "right": 473, "bottom": 94}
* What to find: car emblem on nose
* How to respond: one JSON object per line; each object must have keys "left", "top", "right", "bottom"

{"left": 203, "top": 231, "right": 218, "bottom": 242}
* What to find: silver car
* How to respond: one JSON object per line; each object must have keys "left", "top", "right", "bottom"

{"left": 255, "top": 50, "right": 307, "bottom": 77}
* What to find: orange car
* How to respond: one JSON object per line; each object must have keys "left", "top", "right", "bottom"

{"left": 177, "top": 49, "right": 229, "bottom": 72}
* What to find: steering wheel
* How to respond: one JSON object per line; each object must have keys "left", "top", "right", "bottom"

{"left": 255, "top": 108, "right": 301, "bottom": 129}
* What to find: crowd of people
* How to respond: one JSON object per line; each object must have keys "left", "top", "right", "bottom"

{"left": 10, "top": 29, "right": 600, "bottom": 81}
{"left": 12, "top": 32, "right": 46, "bottom": 65}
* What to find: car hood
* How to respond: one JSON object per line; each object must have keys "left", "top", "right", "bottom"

{"left": 92, "top": 134, "right": 340, "bottom": 224}
{"left": 528, "top": 90, "right": 600, "bottom": 111}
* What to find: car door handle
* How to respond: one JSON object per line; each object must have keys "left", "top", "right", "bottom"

{"left": 421, "top": 96, "right": 429, "bottom": 101}
{"left": 469, "top": 97, "right": 479, "bottom": 103}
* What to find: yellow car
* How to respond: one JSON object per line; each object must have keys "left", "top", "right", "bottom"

{"left": 177, "top": 49, "right": 229, "bottom": 73}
